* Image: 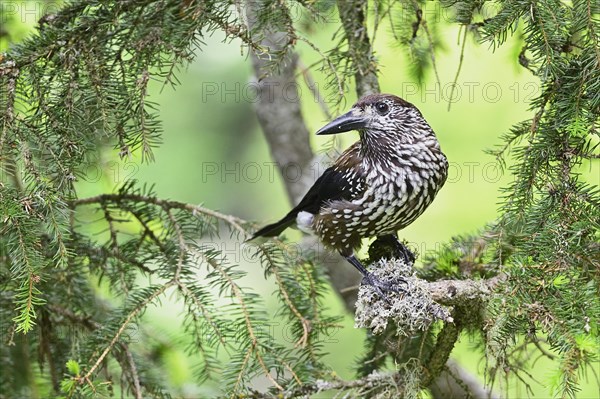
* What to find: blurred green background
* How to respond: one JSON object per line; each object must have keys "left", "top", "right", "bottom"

{"left": 2, "top": 1, "right": 597, "bottom": 397}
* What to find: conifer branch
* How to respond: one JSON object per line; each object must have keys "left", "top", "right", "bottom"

{"left": 81, "top": 282, "right": 172, "bottom": 382}
{"left": 177, "top": 282, "right": 230, "bottom": 349}
{"left": 194, "top": 249, "right": 285, "bottom": 391}
{"left": 262, "top": 251, "right": 311, "bottom": 348}
{"left": 166, "top": 208, "right": 186, "bottom": 281}
{"left": 336, "top": 0, "right": 380, "bottom": 96}
{"left": 71, "top": 193, "right": 247, "bottom": 235}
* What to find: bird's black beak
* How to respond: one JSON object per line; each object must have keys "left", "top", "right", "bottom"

{"left": 316, "top": 110, "right": 367, "bottom": 135}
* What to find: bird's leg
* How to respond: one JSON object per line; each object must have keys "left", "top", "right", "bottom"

{"left": 344, "top": 253, "right": 370, "bottom": 276}
{"left": 381, "top": 234, "right": 415, "bottom": 264}
{"left": 344, "top": 254, "right": 406, "bottom": 298}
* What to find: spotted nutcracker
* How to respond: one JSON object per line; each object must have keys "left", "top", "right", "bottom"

{"left": 250, "top": 93, "right": 448, "bottom": 293}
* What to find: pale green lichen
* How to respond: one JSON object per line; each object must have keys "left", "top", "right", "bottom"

{"left": 355, "top": 258, "right": 452, "bottom": 335}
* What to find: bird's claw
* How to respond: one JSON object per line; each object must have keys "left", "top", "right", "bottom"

{"left": 392, "top": 240, "right": 415, "bottom": 264}
{"left": 399, "top": 245, "right": 415, "bottom": 264}
{"left": 362, "top": 272, "right": 407, "bottom": 302}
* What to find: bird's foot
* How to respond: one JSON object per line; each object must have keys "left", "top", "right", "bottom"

{"left": 369, "top": 235, "right": 416, "bottom": 265}
{"left": 362, "top": 272, "right": 407, "bottom": 301}
{"left": 387, "top": 236, "right": 415, "bottom": 264}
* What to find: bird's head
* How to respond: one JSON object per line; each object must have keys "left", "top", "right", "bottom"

{"left": 316, "top": 94, "right": 433, "bottom": 145}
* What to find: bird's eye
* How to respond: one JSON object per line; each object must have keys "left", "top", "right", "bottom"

{"left": 375, "top": 102, "right": 389, "bottom": 115}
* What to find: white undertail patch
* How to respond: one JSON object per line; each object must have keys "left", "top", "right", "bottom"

{"left": 296, "top": 211, "right": 315, "bottom": 234}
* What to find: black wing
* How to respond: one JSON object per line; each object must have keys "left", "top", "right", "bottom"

{"left": 249, "top": 164, "right": 363, "bottom": 239}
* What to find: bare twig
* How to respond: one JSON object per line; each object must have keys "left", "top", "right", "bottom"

{"left": 447, "top": 25, "right": 469, "bottom": 111}
{"left": 122, "top": 344, "right": 143, "bottom": 399}
{"left": 297, "top": 58, "right": 332, "bottom": 120}
{"left": 47, "top": 304, "right": 101, "bottom": 330}
{"left": 296, "top": 36, "right": 345, "bottom": 101}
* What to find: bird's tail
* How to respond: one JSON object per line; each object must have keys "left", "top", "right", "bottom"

{"left": 247, "top": 214, "right": 295, "bottom": 241}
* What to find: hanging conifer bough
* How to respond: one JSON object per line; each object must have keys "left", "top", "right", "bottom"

{"left": 0, "top": 0, "right": 598, "bottom": 398}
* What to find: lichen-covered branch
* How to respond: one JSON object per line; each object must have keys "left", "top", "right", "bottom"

{"left": 353, "top": 258, "right": 502, "bottom": 397}
{"left": 426, "top": 274, "right": 505, "bottom": 305}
